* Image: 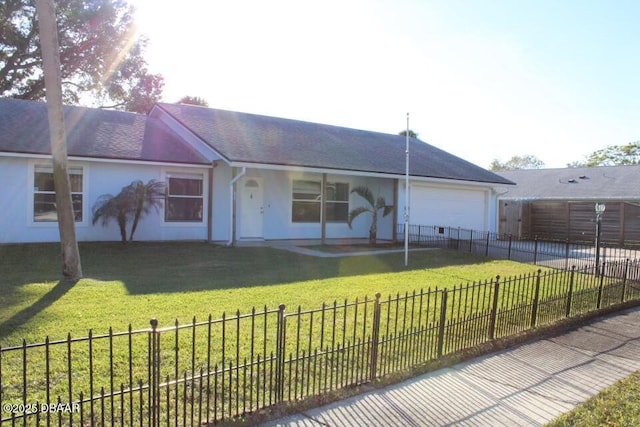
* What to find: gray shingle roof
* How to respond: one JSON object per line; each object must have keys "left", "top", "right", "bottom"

{"left": 157, "top": 103, "right": 512, "bottom": 185}
{"left": 498, "top": 166, "right": 640, "bottom": 200}
{"left": 0, "top": 98, "right": 209, "bottom": 165}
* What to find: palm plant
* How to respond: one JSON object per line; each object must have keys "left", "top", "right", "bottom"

{"left": 92, "top": 179, "right": 166, "bottom": 244}
{"left": 347, "top": 186, "right": 394, "bottom": 246}
{"left": 92, "top": 192, "right": 130, "bottom": 243}
{"left": 126, "top": 180, "right": 166, "bottom": 241}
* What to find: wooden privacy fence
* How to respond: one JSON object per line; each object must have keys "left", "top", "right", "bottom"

{"left": 2, "top": 260, "right": 640, "bottom": 426}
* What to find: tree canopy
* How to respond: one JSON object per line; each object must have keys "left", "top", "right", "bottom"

{"left": 1, "top": 0, "right": 164, "bottom": 113}
{"left": 177, "top": 96, "right": 209, "bottom": 107}
{"left": 490, "top": 155, "right": 545, "bottom": 171}
{"left": 399, "top": 129, "right": 419, "bottom": 138}
{"left": 568, "top": 141, "right": 640, "bottom": 167}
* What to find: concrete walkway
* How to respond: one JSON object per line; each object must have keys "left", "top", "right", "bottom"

{"left": 271, "top": 244, "right": 437, "bottom": 258}
{"left": 260, "top": 306, "right": 640, "bottom": 427}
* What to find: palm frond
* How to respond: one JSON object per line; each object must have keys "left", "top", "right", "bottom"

{"left": 350, "top": 186, "right": 375, "bottom": 208}
{"left": 347, "top": 206, "right": 371, "bottom": 229}
{"left": 92, "top": 194, "right": 117, "bottom": 226}
{"left": 375, "top": 196, "right": 387, "bottom": 210}
{"left": 128, "top": 179, "right": 166, "bottom": 241}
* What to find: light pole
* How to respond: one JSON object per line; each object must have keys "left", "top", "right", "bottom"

{"left": 594, "top": 203, "right": 606, "bottom": 275}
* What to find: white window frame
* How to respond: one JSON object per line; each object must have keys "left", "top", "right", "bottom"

{"left": 164, "top": 172, "right": 205, "bottom": 223}
{"left": 29, "top": 161, "right": 88, "bottom": 226}
{"left": 325, "top": 182, "right": 349, "bottom": 223}
{"left": 291, "top": 179, "right": 322, "bottom": 223}
{"left": 290, "top": 179, "right": 350, "bottom": 224}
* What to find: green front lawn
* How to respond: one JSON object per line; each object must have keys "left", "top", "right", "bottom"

{"left": 0, "top": 242, "right": 538, "bottom": 345}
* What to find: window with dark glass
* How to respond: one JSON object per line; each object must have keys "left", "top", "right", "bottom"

{"left": 325, "top": 182, "right": 349, "bottom": 222}
{"left": 291, "top": 180, "right": 349, "bottom": 223}
{"left": 166, "top": 175, "right": 203, "bottom": 222}
{"left": 292, "top": 180, "right": 321, "bottom": 222}
{"left": 33, "top": 166, "right": 83, "bottom": 222}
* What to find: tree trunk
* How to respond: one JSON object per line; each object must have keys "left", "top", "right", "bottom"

{"left": 118, "top": 214, "right": 128, "bottom": 244}
{"left": 36, "top": 0, "right": 82, "bottom": 279}
{"left": 369, "top": 212, "right": 378, "bottom": 246}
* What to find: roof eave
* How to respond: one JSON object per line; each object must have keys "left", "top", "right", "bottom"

{"left": 228, "top": 160, "right": 510, "bottom": 187}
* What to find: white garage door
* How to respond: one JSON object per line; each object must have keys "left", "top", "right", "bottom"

{"left": 410, "top": 185, "right": 487, "bottom": 230}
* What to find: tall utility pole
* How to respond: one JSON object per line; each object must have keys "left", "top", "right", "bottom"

{"left": 35, "top": 0, "right": 83, "bottom": 279}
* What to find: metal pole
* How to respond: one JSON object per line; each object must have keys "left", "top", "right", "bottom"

{"left": 594, "top": 203, "right": 605, "bottom": 275}
{"left": 595, "top": 215, "right": 602, "bottom": 275}
{"left": 404, "top": 113, "right": 410, "bottom": 267}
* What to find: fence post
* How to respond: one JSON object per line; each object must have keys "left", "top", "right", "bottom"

{"left": 436, "top": 290, "right": 448, "bottom": 358}
{"left": 565, "top": 240, "right": 570, "bottom": 270}
{"left": 530, "top": 270, "right": 542, "bottom": 329}
{"left": 533, "top": 237, "right": 538, "bottom": 265}
{"left": 149, "top": 318, "right": 160, "bottom": 427}
{"left": 484, "top": 232, "right": 490, "bottom": 256}
{"left": 621, "top": 259, "right": 630, "bottom": 303}
{"left": 597, "top": 262, "right": 606, "bottom": 309}
{"left": 469, "top": 230, "right": 473, "bottom": 253}
{"left": 508, "top": 234, "right": 513, "bottom": 260}
{"left": 369, "top": 293, "right": 382, "bottom": 381}
{"left": 275, "top": 304, "right": 286, "bottom": 403}
{"left": 566, "top": 266, "right": 576, "bottom": 318}
{"left": 488, "top": 276, "right": 500, "bottom": 340}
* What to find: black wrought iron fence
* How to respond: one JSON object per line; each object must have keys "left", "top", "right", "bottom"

{"left": 400, "top": 223, "right": 640, "bottom": 269}
{"left": 2, "top": 260, "right": 640, "bottom": 426}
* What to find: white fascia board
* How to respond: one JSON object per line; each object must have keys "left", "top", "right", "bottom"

{"left": 408, "top": 175, "right": 508, "bottom": 190}
{"left": 150, "top": 105, "right": 229, "bottom": 164}
{"left": 500, "top": 196, "right": 640, "bottom": 201}
{"left": 230, "top": 161, "right": 503, "bottom": 189}
{"left": 229, "top": 161, "right": 398, "bottom": 179}
{"left": 0, "top": 151, "right": 211, "bottom": 169}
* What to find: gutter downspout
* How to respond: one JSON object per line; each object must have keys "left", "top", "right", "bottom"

{"left": 227, "top": 167, "right": 247, "bottom": 246}
{"left": 207, "top": 161, "right": 217, "bottom": 243}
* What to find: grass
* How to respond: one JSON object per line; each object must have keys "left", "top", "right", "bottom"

{"left": 3, "top": 242, "right": 636, "bottom": 425}
{"left": 546, "top": 370, "right": 640, "bottom": 427}
{"left": 0, "top": 242, "right": 562, "bottom": 424}
{"left": 0, "top": 242, "right": 541, "bottom": 345}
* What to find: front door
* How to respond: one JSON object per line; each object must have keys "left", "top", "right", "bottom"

{"left": 240, "top": 178, "right": 264, "bottom": 239}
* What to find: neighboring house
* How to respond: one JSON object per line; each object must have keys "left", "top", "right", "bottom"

{"left": 0, "top": 98, "right": 512, "bottom": 244}
{"left": 497, "top": 166, "right": 640, "bottom": 245}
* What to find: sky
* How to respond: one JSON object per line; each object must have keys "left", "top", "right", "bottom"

{"left": 129, "top": 0, "right": 640, "bottom": 170}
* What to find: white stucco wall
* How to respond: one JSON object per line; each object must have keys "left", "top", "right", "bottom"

{"left": 219, "top": 168, "right": 396, "bottom": 242}
{"left": 1, "top": 155, "right": 499, "bottom": 244}
{"left": 0, "top": 156, "right": 210, "bottom": 243}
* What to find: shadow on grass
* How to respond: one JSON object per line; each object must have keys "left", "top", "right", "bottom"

{"left": 1, "top": 242, "right": 497, "bottom": 297}
{"left": 0, "top": 279, "right": 78, "bottom": 341}
{"left": 98, "top": 243, "right": 497, "bottom": 295}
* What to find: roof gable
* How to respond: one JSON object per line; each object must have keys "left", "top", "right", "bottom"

{"left": 0, "top": 98, "right": 209, "bottom": 165}
{"left": 157, "top": 103, "right": 512, "bottom": 185}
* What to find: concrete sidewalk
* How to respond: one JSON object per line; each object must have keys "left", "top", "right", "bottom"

{"left": 260, "top": 306, "right": 640, "bottom": 427}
